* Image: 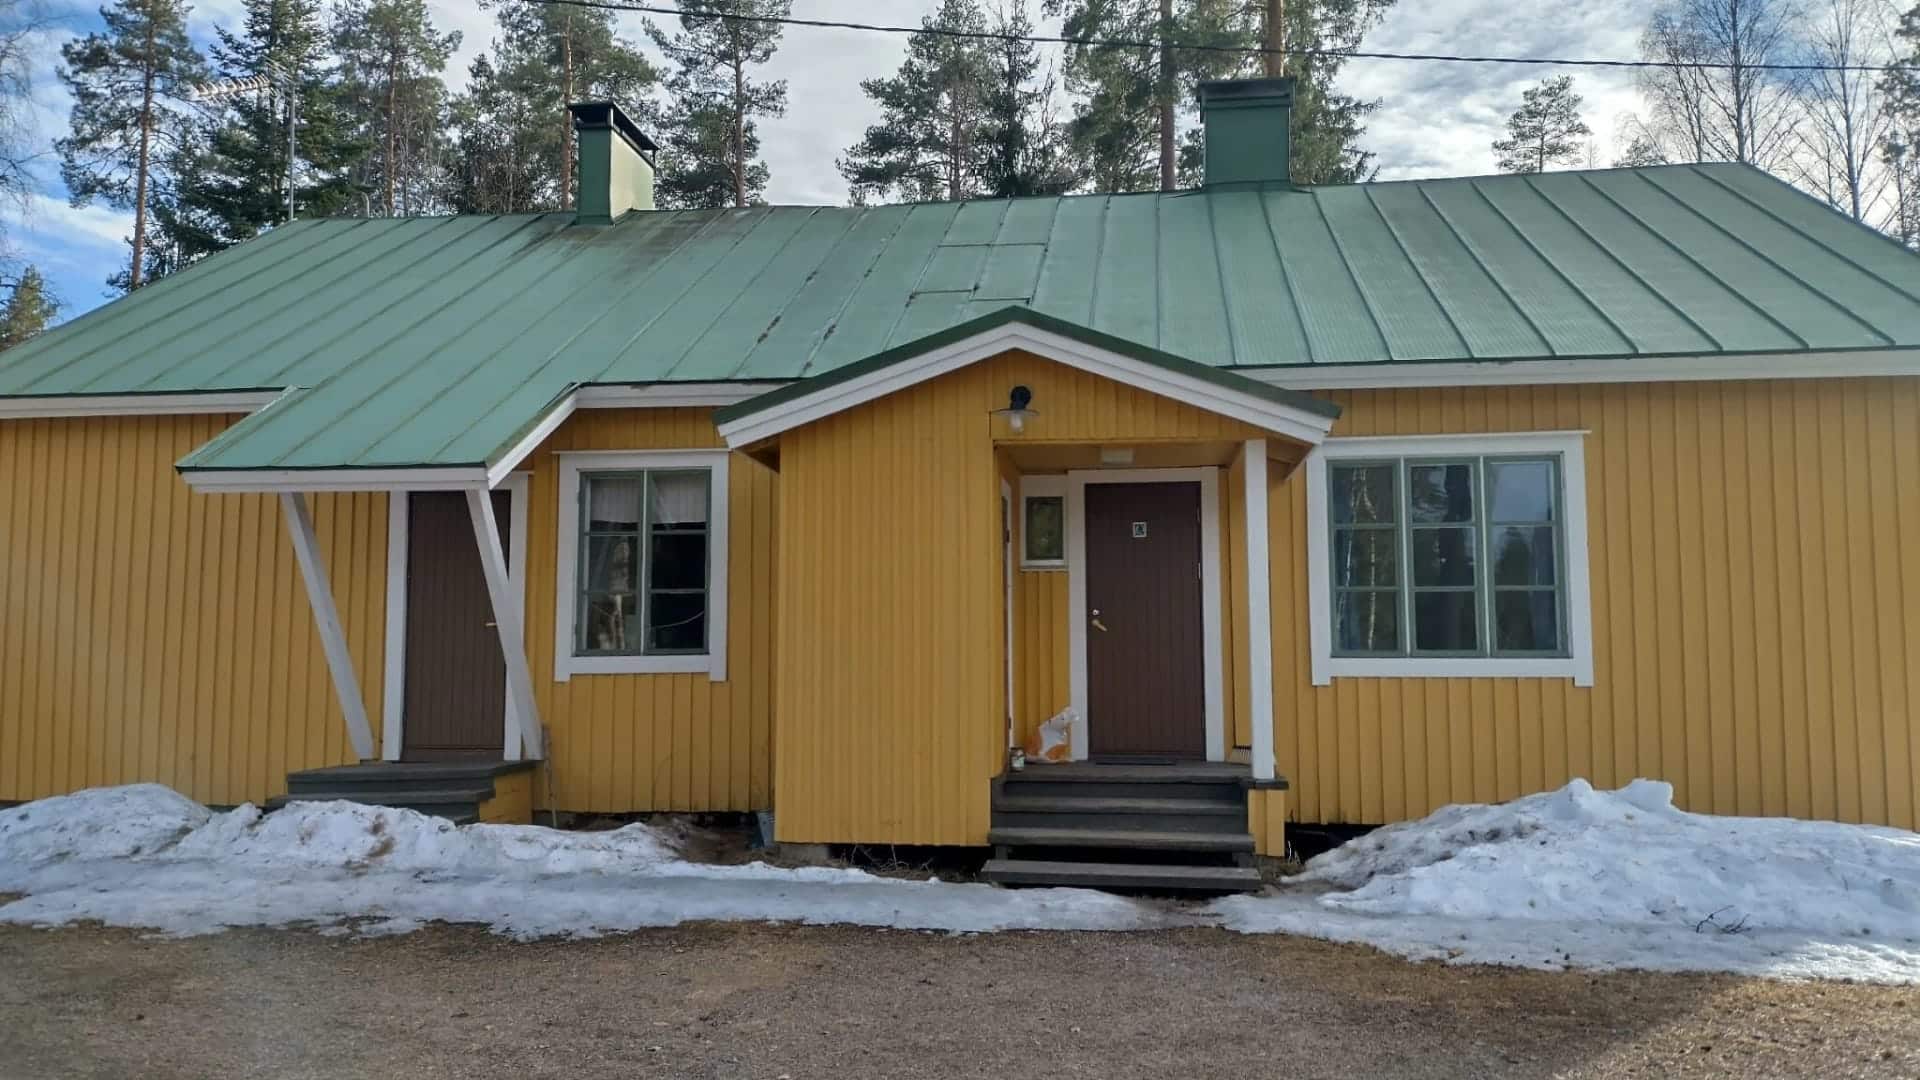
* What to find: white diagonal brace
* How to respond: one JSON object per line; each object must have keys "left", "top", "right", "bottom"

{"left": 280, "top": 492, "right": 376, "bottom": 761}
{"left": 1243, "top": 440, "right": 1276, "bottom": 783}
{"left": 467, "top": 488, "right": 544, "bottom": 760}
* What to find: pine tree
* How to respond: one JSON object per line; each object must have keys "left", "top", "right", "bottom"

{"left": 838, "top": 0, "right": 994, "bottom": 203}
{"left": 187, "top": 0, "right": 367, "bottom": 244}
{"left": 1614, "top": 131, "right": 1669, "bottom": 168}
{"left": 475, "top": 0, "right": 659, "bottom": 212}
{"left": 0, "top": 265, "right": 58, "bottom": 348}
{"left": 332, "top": 0, "right": 460, "bottom": 216}
{"left": 56, "top": 0, "right": 205, "bottom": 290}
{"left": 646, "top": 0, "right": 789, "bottom": 209}
{"left": 979, "top": 0, "right": 1079, "bottom": 197}
{"left": 448, "top": 53, "right": 544, "bottom": 212}
{"left": 1492, "top": 75, "right": 1592, "bottom": 174}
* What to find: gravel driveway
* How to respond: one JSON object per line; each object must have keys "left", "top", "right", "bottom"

{"left": 0, "top": 922, "right": 1913, "bottom": 1080}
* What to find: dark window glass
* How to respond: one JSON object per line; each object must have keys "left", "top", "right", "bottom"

{"left": 1332, "top": 464, "right": 1395, "bottom": 524}
{"left": 1024, "top": 495, "right": 1064, "bottom": 561}
{"left": 1332, "top": 527, "right": 1398, "bottom": 588}
{"left": 1495, "top": 591, "right": 1560, "bottom": 652}
{"left": 1411, "top": 526, "right": 1477, "bottom": 587}
{"left": 1489, "top": 460, "right": 1554, "bottom": 522}
{"left": 1408, "top": 463, "right": 1474, "bottom": 523}
{"left": 1414, "top": 592, "right": 1478, "bottom": 652}
{"left": 1336, "top": 589, "right": 1401, "bottom": 654}
{"left": 1491, "top": 525, "right": 1556, "bottom": 586}
{"left": 578, "top": 470, "right": 709, "bottom": 657}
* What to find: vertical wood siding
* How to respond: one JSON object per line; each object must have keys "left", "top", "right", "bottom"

{"left": 520, "top": 408, "right": 776, "bottom": 814}
{"left": 1274, "top": 378, "right": 1920, "bottom": 831}
{"left": 0, "top": 415, "right": 387, "bottom": 806}
{"left": 1011, "top": 569, "right": 1069, "bottom": 750}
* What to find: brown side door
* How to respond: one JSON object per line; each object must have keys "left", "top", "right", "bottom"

{"left": 401, "top": 491, "right": 510, "bottom": 762}
{"left": 1084, "top": 481, "right": 1206, "bottom": 760}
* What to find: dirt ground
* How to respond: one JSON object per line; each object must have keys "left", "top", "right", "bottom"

{"left": 0, "top": 923, "right": 1914, "bottom": 1080}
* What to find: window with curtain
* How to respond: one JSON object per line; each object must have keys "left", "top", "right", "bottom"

{"left": 579, "top": 469, "right": 710, "bottom": 656}
{"left": 1330, "top": 456, "right": 1565, "bottom": 659}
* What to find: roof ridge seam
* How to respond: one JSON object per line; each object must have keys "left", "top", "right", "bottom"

{"left": 1255, "top": 188, "right": 1315, "bottom": 366}
{"left": 1417, "top": 182, "right": 1555, "bottom": 357}
{"left": 1689, "top": 165, "right": 1920, "bottom": 309}
{"left": 793, "top": 205, "right": 919, "bottom": 378}
{"left": 1203, "top": 188, "right": 1245, "bottom": 368}
{"left": 1466, "top": 178, "right": 1639, "bottom": 355}
{"left": 1311, "top": 187, "right": 1395, "bottom": 361}
{"left": 1578, "top": 171, "right": 1811, "bottom": 351}
{"left": 719, "top": 207, "right": 876, "bottom": 380}
{"left": 1361, "top": 183, "right": 1474, "bottom": 359}
{"left": 1521, "top": 172, "right": 1726, "bottom": 352}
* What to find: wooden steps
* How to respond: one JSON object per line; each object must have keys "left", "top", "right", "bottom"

{"left": 980, "top": 858, "right": 1261, "bottom": 892}
{"left": 269, "top": 761, "right": 537, "bottom": 825}
{"left": 981, "top": 762, "right": 1267, "bottom": 895}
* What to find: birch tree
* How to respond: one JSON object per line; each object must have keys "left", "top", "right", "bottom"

{"left": 1630, "top": 0, "right": 1804, "bottom": 169}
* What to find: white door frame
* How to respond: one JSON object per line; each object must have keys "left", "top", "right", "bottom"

{"left": 1065, "top": 466, "right": 1225, "bottom": 763}
{"left": 1001, "top": 479, "right": 1016, "bottom": 751}
{"left": 381, "top": 473, "right": 531, "bottom": 761}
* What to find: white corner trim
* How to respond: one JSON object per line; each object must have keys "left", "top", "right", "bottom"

{"left": 380, "top": 477, "right": 531, "bottom": 762}
{"left": 1066, "top": 466, "right": 1225, "bottom": 763}
{"left": 1305, "top": 431, "right": 1596, "bottom": 687}
{"left": 1251, "top": 348, "right": 1920, "bottom": 390}
{"left": 552, "top": 449, "right": 731, "bottom": 683}
{"left": 1242, "top": 441, "right": 1276, "bottom": 782}
{"left": 575, "top": 382, "right": 783, "bottom": 408}
{"left": 1018, "top": 474, "right": 1067, "bottom": 569}
{"left": 1001, "top": 479, "right": 1016, "bottom": 750}
{"left": 280, "top": 492, "right": 376, "bottom": 761}
{"left": 0, "top": 390, "right": 282, "bottom": 419}
{"left": 715, "top": 324, "right": 1339, "bottom": 449}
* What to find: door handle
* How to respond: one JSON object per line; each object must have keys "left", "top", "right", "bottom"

{"left": 484, "top": 621, "right": 498, "bottom": 628}
{"left": 1090, "top": 608, "right": 1108, "bottom": 633}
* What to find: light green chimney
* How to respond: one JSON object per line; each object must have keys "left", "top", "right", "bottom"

{"left": 569, "top": 101, "right": 657, "bottom": 224}
{"left": 1196, "top": 78, "right": 1295, "bottom": 188}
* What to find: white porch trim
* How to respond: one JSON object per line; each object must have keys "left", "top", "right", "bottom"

{"left": 468, "top": 488, "right": 544, "bottom": 760}
{"left": 279, "top": 491, "right": 376, "bottom": 761}
{"left": 381, "top": 477, "right": 530, "bottom": 762}
{"left": 715, "top": 323, "right": 1339, "bottom": 449}
{"left": 0, "top": 390, "right": 282, "bottom": 419}
{"left": 1241, "top": 441, "right": 1276, "bottom": 783}
{"left": 1066, "top": 466, "right": 1225, "bottom": 763}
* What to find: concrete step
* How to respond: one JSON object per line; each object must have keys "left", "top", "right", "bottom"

{"left": 987, "top": 826, "right": 1255, "bottom": 853}
{"left": 992, "top": 795, "right": 1246, "bottom": 817}
{"left": 981, "top": 858, "right": 1262, "bottom": 893}
{"left": 274, "top": 786, "right": 493, "bottom": 807}
{"left": 286, "top": 761, "right": 530, "bottom": 791}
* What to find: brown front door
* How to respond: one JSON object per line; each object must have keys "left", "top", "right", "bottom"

{"left": 401, "top": 491, "right": 510, "bottom": 762}
{"left": 1084, "top": 482, "right": 1206, "bottom": 760}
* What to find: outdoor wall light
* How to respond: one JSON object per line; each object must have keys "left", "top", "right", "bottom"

{"left": 993, "top": 385, "right": 1038, "bottom": 432}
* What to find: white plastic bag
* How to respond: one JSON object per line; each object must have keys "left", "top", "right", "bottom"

{"left": 1023, "top": 708, "right": 1077, "bottom": 763}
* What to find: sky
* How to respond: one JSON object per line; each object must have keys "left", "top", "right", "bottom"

{"left": 3, "top": 0, "right": 1660, "bottom": 320}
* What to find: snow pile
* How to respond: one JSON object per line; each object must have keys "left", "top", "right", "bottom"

{"left": 1215, "top": 779, "right": 1920, "bottom": 982}
{"left": 0, "top": 788, "right": 1164, "bottom": 940}
{"left": 0, "top": 784, "right": 210, "bottom": 865}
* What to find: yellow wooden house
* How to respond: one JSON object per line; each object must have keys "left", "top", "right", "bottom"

{"left": 5, "top": 82, "right": 1919, "bottom": 889}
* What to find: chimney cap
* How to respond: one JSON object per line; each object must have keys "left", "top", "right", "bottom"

{"left": 1197, "top": 77, "right": 1295, "bottom": 109}
{"left": 569, "top": 100, "right": 658, "bottom": 158}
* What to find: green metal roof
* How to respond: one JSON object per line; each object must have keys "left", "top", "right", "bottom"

{"left": 4, "top": 162, "right": 1918, "bottom": 473}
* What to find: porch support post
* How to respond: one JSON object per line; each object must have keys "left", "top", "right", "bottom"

{"left": 466, "top": 488, "right": 545, "bottom": 760}
{"left": 280, "top": 492, "right": 376, "bottom": 761}
{"left": 1242, "top": 440, "right": 1276, "bottom": 782}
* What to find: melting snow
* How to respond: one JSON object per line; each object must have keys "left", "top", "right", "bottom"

{"left": 3, "top": 780, "right": 1917, "bottom": 983}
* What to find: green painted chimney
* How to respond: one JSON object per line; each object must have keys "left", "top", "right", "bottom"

{"left": 1196, "top": 77, "right": 1294, "bottom": 187}
{"left": 569, "top": 101, "right": 657, "bottom": 224}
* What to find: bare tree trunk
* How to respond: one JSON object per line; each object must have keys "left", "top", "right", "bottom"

{"left": 1264, "top": 0, "right": 1285, "bottom": 77}
{"left": 384, "top": 51, "right": 398, "bottom": 216}
{"left": 130, "top": 15, "right": 155, "bottom": 290}
{"left": 1158, "top": 0, "right": 1175, "bottom": 191}
{"left": 732, "top": 58, "right": 747, "bottom": 207}
{"left": 559, "top": 12, "right": 574, "bottom": 211}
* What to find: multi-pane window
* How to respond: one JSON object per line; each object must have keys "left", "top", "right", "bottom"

{"left": 578, "top": 470, "right": 710, "bottom": 656}
{"left": 1330, "top": 456, "right": 1565, "bottom": 659}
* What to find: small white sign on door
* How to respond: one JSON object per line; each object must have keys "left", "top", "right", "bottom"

{"left": 1131, "top": 521, "right": 1148, "bottom": 538}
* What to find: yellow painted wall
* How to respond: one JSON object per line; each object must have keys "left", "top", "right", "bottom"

{"left": 1275, "top": 379, "right": 1920, "bottom": 832}
{"left": 1011, "top": 568, "right": 1068, "bottom": 750}
{"left": 0, "top": 414, "right": 387, "bottom": 807}
{"left": 477, "top": 768, "right": 534, "bottom": 824}
{"left": 519, "top": 408, "right": 776, "bottom": 814}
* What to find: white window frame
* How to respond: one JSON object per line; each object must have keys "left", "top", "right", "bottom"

{"left": 1020, "top": 474, "right": 1067, "bottom": 569}
{"left": 1305, "top": 431, "right": 1594, "bottom": 687}
{"left": 553, "top": 449, "right": 730, "bottom": 681}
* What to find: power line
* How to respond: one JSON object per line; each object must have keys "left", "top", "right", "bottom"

{"left": 520, "top": 0, "right": 1917, "bottom": 75}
